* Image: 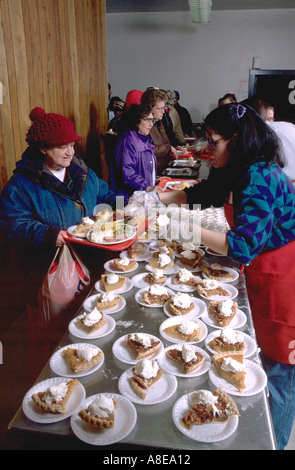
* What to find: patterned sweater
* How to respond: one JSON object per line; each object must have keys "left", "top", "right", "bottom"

{"left": 227, "top": 162, "right": 295, "bottom": 265}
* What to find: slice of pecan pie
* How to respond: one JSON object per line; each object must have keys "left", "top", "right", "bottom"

{"left": 208, "top": 329, "right": 245, "bottom": 353}
{"left": 142, "top": 285, "right": 171, "bottom": 305}
{"left": 166, "top": 344, "right": 204, "bottom": 374}
{"left": 208, "top": 299, "right": 237, "bottom": 326}
{"left": 181, "top": 388, "right": 240, "bottom": 429}
{"left": 127, "top": 333, "right": 161, "bottom": 360}
{"left": 130, "top": 359, "right": 163, "bottom": 399}
{"left": 202, "top": 263, "right": 234, "bottom": 281}
{"left": 167, "top": 293, "right": 194, "bottom": 316}
{"left": 197, "top": 279, "right": 229, "bottom": 298}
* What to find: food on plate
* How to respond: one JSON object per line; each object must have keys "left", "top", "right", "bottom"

{"left": 202, "top": 263, "right": 234, "bottom": 280}
{"left": 174, "top": 241, "right": 200, "bottom": 255}
{"left": 128, "top": 213, "right": 146, "bottom": 227}
{"left": 142, "top": 285, "right": 171, "bottom": 305}
{"left": 149, "top": 253, "right": 174, "bottom": 271}
{"left": 31, "top": 379, "right": 79, "bottom": 414}
{"left": 95, "top": 292, "right": 122, "bottom": 309}
{"left": 163, "top": 319, "right": 202, "bottom": 342}
{"left": 181, "top": 388, "right": 240, "bottom": 429}
{"left": 73, "top": 217, "right": 95, "bottom": 237}
{"left": 62, "top": 344, "right": 103, "bottom": 373}
{"left": 155, "top": 213, "right": 171, "bottom": 228}
{"left": 178, "top": 249, "right": 202, "bottom": 269}
{"left": 174, "top": 181, "right": 191, "bottom": 190}
{"left": 208, "top": 328, "right": 245, "bottom": 353}
{"left": 173, "top": 268, "right": 198, "bottom": 287}
{"left": 101, "top": 273, "right": 126, "bottom": 292}
{"left": 208, "top": 299, "right": 237, "bottom": 326}
{"left": 212, "top": 351, "right": 246, "bottom": 393}
{"left": 152, "top": 244, "right": 174, "bottom": 257}
{"left": 166, "top": 344, "right": 204, "bottom": 374}
{"left": 196, "top": 279, "right": 230, "bottom": 298}
{"left": 78, "top": 394, "right": 117, "bottom": 429}
{"left": 130, "top": 359, "right": 163, "bottom": 399}
{"left": 90, "top": 221, "right": 129, "bottom": 243}
{"left": 94, "top": 209, "right": 113, "bottom": 222}
{"left": 145, "top": 268, "right": 167, "bottom": 285}
{"left": 126, "top": 333, "right": 161, "bottom": 360}
{"left": 76, "top": 307, "right": 106, "bottom": 333}
{"left": 167, "top": 292, "right": 194, "bottom": 316}
{"left": 113, "top": 257, "right": 137, "bottom": 271}
{"left": 127, "top": 242, "right": 146, "bottom": 259}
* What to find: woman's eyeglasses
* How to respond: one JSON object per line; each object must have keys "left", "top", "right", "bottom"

{"left": 205, "top": 136, "right": 225, "bottom": 149}
{"left": 143, "top": 118, "right": 157, "bottom": 124}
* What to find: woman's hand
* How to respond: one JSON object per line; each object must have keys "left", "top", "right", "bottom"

{"left": 55, "top": 230, "right": 67, "bottom": 247}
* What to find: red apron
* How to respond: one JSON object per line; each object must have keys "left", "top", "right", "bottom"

{"left": 223, "top": 196, "right": 295, "bottom": 364}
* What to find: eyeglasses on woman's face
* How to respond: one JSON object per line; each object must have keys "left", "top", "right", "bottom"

{"left": 143, "top": 117, "right": 157, "bottom": 124}
{"left": 205, "top": 135, "right": 225, "bottom": 150}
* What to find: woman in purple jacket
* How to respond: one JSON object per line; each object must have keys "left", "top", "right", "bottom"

{"left": 110, "top": 104, "right": 164, "bottom": 202}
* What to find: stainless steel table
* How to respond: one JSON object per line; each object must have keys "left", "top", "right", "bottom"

{"left": 7, "top": 248, "right": 277, "bottom": 450}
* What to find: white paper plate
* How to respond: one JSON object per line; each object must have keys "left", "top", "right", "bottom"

{"left": 118, "top": 367, "right": 177, "bottom": 405}
{"left": 112, "top": 333, "right": 164, "bottom": 365}
{"left": 205, "top": 247, "right": 226, "bottom": 257}
{"left": 68, "top": 314, "right": 116, "bottom": 340}
{"left": 163, "top": 296, "right": 207, "bottom": 319}
{"left": 86, "top": 225, "right": 136, "bottom": 245}
{"left": 70, "top": 393, "right": 137, "bottom": 446}
{"left": 135, "top": 286, "right": 175, "bottom": 308}
{"left": 83, "top": 294, "right": 126, "bottom": 315}
{"left": 209, "top": 359, "right": 268, "bottom": 397}
{"left": 145, "top": 262, "right": 180, "bottom": 275}
{"left": 130, "top": 272, "right": 169, "bottom": 289}
{"left": 159, "top": 317, "right": 208, "bottom": 344}
{"left": 157, "top": 344, "right": 211, "bottom": 378}
{"left": 205, "top": 330, "right": 257, "bottom": 358}
{"left": 22, "top": 377, "right": 86, "bottom": 424}
{"left": 172, "top": 392, "right": 239, "bottom": 443}
{"left": 49, "top": 343, "right": 104, "bottom": 378}
{"left": 201, "top": 308, "right": 247, "bottom": 330}
{"left": 94, "top": 278, "right": 133, "bottom": 294}
{"left": 202, "top": 262, "right": 239, "bottom": 283}
{"left": 104, "top": 259, "right": 139, "bottom": 274}
{"left": 197, "top": 282, "right": 238, "bottom": 301}
{"left": 166, "top": 274, "right": 202, "bottom": 293}
{"left": 67, "top": 225, "right": 88, "bottom": 238}
{"left": 120, "top": 248, "right": 152, "bottom": 262}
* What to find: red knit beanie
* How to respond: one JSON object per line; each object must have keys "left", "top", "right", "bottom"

{"left": 26, "top": 107, "right": 82, "bottom": 147}
{"left": 125, "top": 90, "right": 143, "bottom": 111}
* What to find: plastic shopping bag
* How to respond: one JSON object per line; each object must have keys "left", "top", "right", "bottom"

{"left": 38, "top": 243, "right": 90, "bottom": 327}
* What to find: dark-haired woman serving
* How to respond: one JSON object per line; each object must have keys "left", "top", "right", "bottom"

{"left": 159, "top": 103, "right": 295, "bottom": 450}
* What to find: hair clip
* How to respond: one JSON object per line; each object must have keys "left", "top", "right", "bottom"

{"left": 237, "top": 104, "right": 246, "bottom": 119}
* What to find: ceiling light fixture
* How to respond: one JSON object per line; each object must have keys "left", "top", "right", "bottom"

{"left": 188, "top": 0, "right": 212, "bottom": 23}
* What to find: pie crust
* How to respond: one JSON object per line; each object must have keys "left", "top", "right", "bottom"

{"left": 96, "top": 293, "right": 122, "bottom": 310}
{"left": 163, "top": 322, "right": 202, "bottom": 342}
{"left": 167, "top": 298, "right": 194, "bottom": 316}
{"left": 62, "top": 347, "right": 103, "bottom": 373}
{"left": 181, "top": 387, "right": 240, "bottom": 429}
{"left": 202, "top": 263, "right": 234, "bottom": 281}
{"left": 178, "top": 251, "right": 202, "bottom": 269}
{"left": 197, "top": 281, "right": 229, "bottom": 298}
{"left": 149, "top": 258, "right": 174, "bottom": 271}
{"left": 142, "top": 289, "right": 171, "bottom": 305}
{"left": 113, "top": 258, "right": 137, "bottom": 272}
{"left": 144, "top": 272, "right": 167, "bottom": 285}
{"left": 127, "top": 334, "right": 161, "bottom": 360}
{"left": 127, "top": 242, "right": 145, "bottom": 259}
{"left": 208, "top": 335, "right": 245, "bottom": 353}
{"left": 101, "top": 274, "right": 126, "bottom": 292}
{"left": 76, "top": 311, "right": 106, "bottom": 334}
{"left": 166, "top": 348, "right": 205, "bottom": 374}
{"left": 212, "top": 351, "right": 246, "bottom": 393}
{"left": 130, "top": 368, "right": 163, "bottom": 399}
{"left": 172, "top": 272, "right": 198, "bottom": 287}
{"left": 208, "top": 300, "right": 238, "bottom": 326}
{"left": 78, "top": 399, "right": 117, "bottom": 429}
{"left": 31, "top": 379, "right": 79, "bottom": 414}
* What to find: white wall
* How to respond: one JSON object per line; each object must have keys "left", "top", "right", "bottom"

{"left": 106, "top": 8, "right": 295, "bottom": 123}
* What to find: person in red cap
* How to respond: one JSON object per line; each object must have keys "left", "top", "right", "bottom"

{"left": 0, "top": 107, "right": 117, "bottom": 250}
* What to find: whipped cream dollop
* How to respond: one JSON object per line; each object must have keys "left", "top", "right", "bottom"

{"left": 98, "top": 292, "right": 117, "bottom": 302}
{"left": 220, "top": 328, "right": 243, "bottom": 344}
{"left": 130, "top": 333, "right": 152, "bottom": 347}
{"left": 76, "top": 344, "right": 98, "bottom": 362}
{"left": 81, "top": 307, "right": 102, "bottom": 326}
{"left": 88, "top": 394, "right": 114, "bottom": 417}
{"left": 178, "top": 320, "right": 197, "bottom": 335}
{"left": 158, "top": 253, "right": 171, "bottom": 266}
{"left": 82, "top": 216, "right": 94, "bottom": 225}
{"left": 188, "top": 390, "right": 220, "bottom": 415}
{"left": 221, "top": 357, "right": 244, "bottom": 373}
{"left": 172, "top": 292, "right": 192, "bottom": 309}
{"left": 158, "top": 245, "right": 170, "bottom": 254}
{"left": 43, "top": 382, "right": 68, "bottom": 404}
{"left": 178, "top": 268, "right": 193, "bottom": 282}
{"left": 156, "top": 214, "right": 170, "bottom": 226}
{"left": 218, "top": 299, "right": 234, "bottom": 316}
{"left": 181, "top": 250, "right": 195, "bottom": 260}
{"left": 202, "top": 279, "right": 219, "bottom": 290}
{"left": 134, "top": 359, "right": 159, "bottom": 379}
{"left": 118, "top": 256, "right": 130, "bottom": 266}
{"left": 181, "top": 344, "right": 196, "bottom": 363}
{"left": 106, "top": 273, "right": 119, "bottom": 284}
{"left": 148, "top": 285, "right": 168, "bottom": 296}
{"left": 150, "top": 268, "right": 165, "bottom": 280}
{"left": 181, "top": 242, "right": 196, "bottom": 251}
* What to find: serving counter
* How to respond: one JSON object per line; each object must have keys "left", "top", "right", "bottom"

{"left": 6, "top": 239, "right": 277, "bottom": 451}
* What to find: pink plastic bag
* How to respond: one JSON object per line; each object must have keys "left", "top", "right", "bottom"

{"left": 38, "top": 244, "right": 90, "bottom": 326}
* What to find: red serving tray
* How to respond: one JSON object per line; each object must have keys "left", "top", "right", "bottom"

{"left": 158, "top": 177, "right": 200, "bottom": 191}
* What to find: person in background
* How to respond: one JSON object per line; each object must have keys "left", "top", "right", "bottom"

{"left": 141, "top": 87, "right": 178, "bottom": 175}
{"left": 242, "top": 95, "right": 275, "bottom": 122}
{"left": 110, "top": 103, "right": 164, "bottom": 202}
{"left": 165, "top": 89, "right": 186, "bottom": 146}
{"left": 267, "top": 120, "right": 295, "bottom": 181}
{"left": 159, "top": 103, "right": 295, "bottom": 450}
{"left": 218, "top": 92, "right": 237, "bottom": 106}
{"left": 174, "top": 90, "right": 194, "bottom": 137}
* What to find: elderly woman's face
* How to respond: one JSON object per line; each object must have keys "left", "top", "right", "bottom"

{"left": 152, "top": 100, "right": 166, "bottom": 121}
{"left": 42, "top": 143, "right": 75, "bottom": 171}
{"left": 138, "top": 112, "right": 155, "bottom": 136}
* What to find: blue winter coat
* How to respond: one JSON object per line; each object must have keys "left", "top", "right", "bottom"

{"left": 0, "top": 147, "right": 117, "bottom": 249}
{"left": 110, "top": 130, "right": 157, "bottom": 202}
